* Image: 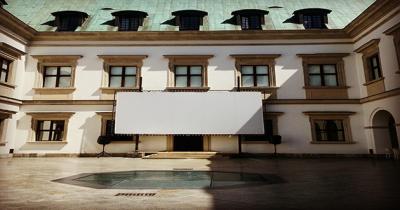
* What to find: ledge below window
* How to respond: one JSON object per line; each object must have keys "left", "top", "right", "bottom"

{"left": 100, "top": 87, "right": 141, "bottom": 99}
{"left": 26, "top": 141, "right": 68, "bottom": 144}
{"left": 165, "top": 87, "right": 210, "bottom": 92}
{"left": 304, "top": 86, "right": 349, "bottom": 99}
{"left": 310, "top": 141, "right": 356, "bottom": 144}
{"left": 242, "top": 141, "right": 270, "bottom": 144}
{"left": 234, "top": 86, "right": 278, "bottom": 99}
{"left": 0, "top": 82, "right": 16, "bottom": 89}
{"left": 33, "top": 87, "right": 76, "bottom": 94}
{"left": 362, "top": 77, "right": 385, "bottom": 96}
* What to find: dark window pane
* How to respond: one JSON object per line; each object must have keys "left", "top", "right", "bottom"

{"left": 119, "top": 16, "right": 141, "bottom": 31}
{"left": 58, "top": 16, "right": 82, "bottom": 31}
{"left": 105, "top": 120, "right": 134, "bottom": 141}
{"left": 241, "top": 15, "right": 262, "bottom": 30}
{"left": 242, "top": 119, "right": 274, "bottom": 141}
{"left": 303, "top": 15, "right": 324, "bottom": 29}
{"left": 180, "top": 16, "right": 201, "bottom": 30}
{"left": 314, "top": 120, "right": 345, "bottom": 141}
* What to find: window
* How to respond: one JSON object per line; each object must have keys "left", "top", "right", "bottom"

{"left": 43, "top": 66, "right": 72, "bottom": 88}
{"left": 52, "top": 11, "right": 88, "bottom": 32}
{"left": 0, "top": 57, "right": 10, "bottom": 83}
{"left": 240, "top": 15, "right": 262, "bottom": 30}
{"left": 242, "top": 119, "right": 274, "bottom": 141}
{"left": 171, "top": 10, "right": 208, "bottom": 31}
{"left": 354, "top": 39, "right": 385, "bottom": 96}
{"left": 290, "top": 8, "right": 331, "bottom": 29}
{"left": 180, "top": 16, "right": 202, "bottom": 31}
{"left": 112, "top": 10, "right": 148, "bottom": 31}
{"left": 109, "top": 66, "right": 137, "bottom": 88}
{"left": 174, "top": 66, "right": 203, "bottom": 87}
{"left": 105, "top": 120, "right": 134, "bottom": 141}
{"left": 367, "top": 54, "right": 382, "bottom": 81}
{"left": 35, "top": 120, "right": 65, "bottom": 141}
{"left": 304, "top": 111, "right": 354, "bottom": 144}
{"left": 308, "top": 64, "right": 338, "bottom": 86}
{"left": 164, "top": 55, "right": 212, "bottom": 90}
{"left": 303, "top": 15, "right": 324, "bottom": 29}
{"left": 231, "top": 9, "right": 268, "bottom": 30}
{"left": 297, "top": 53, "right": 349, "bottom": 99}
{"left": 314, "top": 120, "right": 345, "bottom": 142}
{"left": 241, "top": 65, "right": 269, "bottom": 87}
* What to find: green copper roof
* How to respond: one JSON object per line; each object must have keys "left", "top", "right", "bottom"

{"left": 4, "top": 0, "right": 375, "bottom": 31}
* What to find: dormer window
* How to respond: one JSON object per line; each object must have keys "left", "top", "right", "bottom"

{"left": 231, "top": 9, "right": 269, "bottom": 30}
{"left": 292, "top": 8, "right": 331, "bottom": 29}
{"left": 111, "top": 10, "right": 148, "bottom": 31}
{"left": 171, "top": 10, "right": 208, "bottom": 31}
{"left": 51, "top": 11, "right": 88, "bottom": 32}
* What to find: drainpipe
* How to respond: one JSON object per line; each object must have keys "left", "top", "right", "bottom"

{"left": 237, "top": 76, "right": 242, "bottom": 154}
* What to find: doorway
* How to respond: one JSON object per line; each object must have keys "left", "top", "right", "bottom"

{"left": 173, "top": 135, "right": 203, "bottom": 151}
{"left": 372, "top": 110, "right": 399, "bottom": 153}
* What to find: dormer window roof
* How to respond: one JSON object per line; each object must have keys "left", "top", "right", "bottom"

{"left": 171, "top": 10, "right": 208, "bottom": 31}
{"left": 293, "top": 8, "right": 331, "bottom": 29}
{"left": 111, "top": 10, "right": 148, "bottom": 31}
{"left": 51, "top": 11, "right": 88, "bottom": 32}
{"left": 231, "top": 9, "right": 269, "bottom": 30}
{"left": 0, "top": 0, "right": 7, "bottom": 7}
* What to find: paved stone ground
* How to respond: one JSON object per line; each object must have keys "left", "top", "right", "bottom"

{"left": 0, "top": 157, "right": 400, "bottom": 210}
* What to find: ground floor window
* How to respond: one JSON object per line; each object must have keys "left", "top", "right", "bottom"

{"left": 104, "top": 119, "right": 135, "bottom": 141}
{"left": 304, "top": 111, "right": 354, "bottom": 144}
{"left": 35, "top": 120, "right": 65, "bottom": 141}
{"left": 314, "top": 120, "right": 345, "bottom": 142}
{"left": 27, "top": 112, "right": 74, "bottom": 142}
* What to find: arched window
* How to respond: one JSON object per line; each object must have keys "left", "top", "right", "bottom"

{"left": 231, "top": 9, "right": 269, "bottom": 30}
{"left": 171, "top": 10, "right": 208, "bottom": 31}
{"left": 111, "top": 10, "right": 148, "bottom": 31}
{"left": 292, "top": 8, "right": 331, "bottom": 29}
{"left": 51, "top": 11, "right": 88, "bottom": 32}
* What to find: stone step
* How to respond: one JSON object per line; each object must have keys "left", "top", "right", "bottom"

{"left": 143, "top": 152, "right": 219, "bottom": 159}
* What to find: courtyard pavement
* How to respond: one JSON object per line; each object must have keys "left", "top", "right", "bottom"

{"left": 0, "top": 157, "right": 400, "bottom": 210}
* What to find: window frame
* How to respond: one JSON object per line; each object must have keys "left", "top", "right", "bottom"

{"left": 240, "top": 15, "right": 263, "bottom": 30}
{"left": 179, "top": 15, "right": 202, "bottom": 31}
{"left": 307, "top": 64, "right": 339, "bottom": 87}
{"left": 97, "top": 112, "right": 137, "bottom": 142}
{"left": 313, "top": 119, "right": 346, "bottom": 142}
{"left": 174, "top": 65, "right": 203, "bottom": 87}
{"left": 42, "top": 66, "right": 73, "bottom": 88}
{"left": 0, "top": 42, "right": 25, "bottom": 89}
{"left": 164, "top": 55, "right": 213, "bottom": 91}
{"left": 366, "top": 54, "right": 382, "bottom": 81}
{"left": 35, "top": 120, "right": 65, "bottom": 141}
{"left": 240, "top": 65, "right": 270, "bottom": 87}
{"left": 117, "top": 16, "right": 142, "bottom": 31}
{"left": 304, "top": 112, "right": 355, "bottom": 144}
{"left": 242, "top": 113, "right": 281, "bottom": 143}
{"left": 27, "top": 112, "right": 74, "bottom": 143}
{"left": 52, "top": 11, "right": 88, "bottom": 32}
{"left": 108, "top": 66, "right": 138, "bottom": 88}
{"left": 0, "top": 57, "right": 10, "bottom": 83}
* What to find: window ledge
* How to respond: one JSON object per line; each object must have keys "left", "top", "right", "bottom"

{"left": 396, "top": 70, "right": 400, "bottom": 74}
{"left": 303, "top": 86, "right": 350, "bottom": 89}
{"left": 235, "top": 86, "right": 278, "bottom": 91}
{"left": 100, "top": 87, "right": 141, "bottom": 93}
{"left": 27, "top": 141, "right": 68, "bottom": 144}
{"left": 242, "top": 141, "right": 270, "bottom": 144}
{"left": 0, "top": 82, "right": 16, "bottom": 89}
{"left": 110, "top": 140, "right": 136, "bottom": 144}
{"left": 33, "top": 87, "right": 76, "bottom": 94}
{"left": 363, "top": 77, "right": 384, "bottom": 86}
{"left": 0, "top": 142, "right": 7, "bottom": 146}
{"left": 310, "top": 141, "right": 356, "bottom": 144}
{"left": 165, "top": 87, "right": 210, "bottom": 92}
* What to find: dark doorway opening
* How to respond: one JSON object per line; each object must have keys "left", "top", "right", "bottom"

{"left": 389, "top": 116, "right": 399, "bottom": 149}
{"left": 173, "top": 135, "right": 203, "bottom": 151}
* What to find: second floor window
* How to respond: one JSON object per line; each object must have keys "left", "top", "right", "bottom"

{"left": 367, "top": 54, "right": 382, "bottom": 81}
{"left": 109, "top": 66, "right": 137, "bottom": 88}
{"left": 36, "top": 120, "right": 65, "bottom": 141}
{"left": 0, "top": 58, "right": 10, "bottom": 83}
{"left": 43, "top": 66, "right": 72, "bottom": 88}
{"left": 314, "top": 120, "right": 345, "bottom": 142}
{"left": 174, "top": 66, "right": 203, "bottom": 87}
{"left": 308, "top": 64, "right": 338, "bottom": 86}
{"left": 241, "top": 65, "right": 269, "bottom": 87}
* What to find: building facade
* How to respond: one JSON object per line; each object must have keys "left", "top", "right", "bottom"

{"left": 0, "top": 0, "right": 399, "bottom": 157}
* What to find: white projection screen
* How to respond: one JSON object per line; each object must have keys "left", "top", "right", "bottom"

{"left": 115, "top": 92, "right": 264, "bottom": 135}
